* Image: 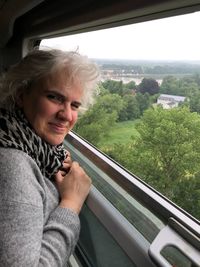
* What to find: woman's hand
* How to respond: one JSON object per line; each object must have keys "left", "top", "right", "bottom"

{"left": 55, "top": 161, "right": 92, "bottom": 214}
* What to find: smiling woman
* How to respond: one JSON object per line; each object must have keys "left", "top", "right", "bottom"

{"left": 0, "top": 48, "right": 99, "bottom": 266}
{"left": 17, "top": 71, "right": 83, "bottom": 145}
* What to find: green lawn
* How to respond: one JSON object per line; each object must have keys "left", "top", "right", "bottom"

{"left": 99, "top": 120, "right": 140, "bottom": 147}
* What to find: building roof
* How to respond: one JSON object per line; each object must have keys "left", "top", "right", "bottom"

{"left": 158, "top": 94, "right": 186, "bottom": 102}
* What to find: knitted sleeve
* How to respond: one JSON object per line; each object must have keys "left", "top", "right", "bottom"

{"left": 0, "top": 148, "right": 80, "bottom": 267}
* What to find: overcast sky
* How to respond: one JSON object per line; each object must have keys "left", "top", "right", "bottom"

{"left": 41, "top": 11, "right": 200, "bottom": 61}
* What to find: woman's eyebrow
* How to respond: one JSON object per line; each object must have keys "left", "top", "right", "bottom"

{"left": 44, "top": 89, "right": 67, "bottom": 99}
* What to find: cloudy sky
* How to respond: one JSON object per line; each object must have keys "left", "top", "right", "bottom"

{"left": 41, "top": 11, "right": 200, "bottom": 61}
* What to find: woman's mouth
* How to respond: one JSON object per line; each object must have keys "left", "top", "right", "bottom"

{"left": 49, "top": 122, "right": 68, "bottom": 133}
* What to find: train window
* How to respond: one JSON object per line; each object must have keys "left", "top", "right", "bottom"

{"left": 64, "top": 134, "right": 200, "bottom": 267}
{"left": 41, "top": 11, "right": 200, "bottom": 222}
{"left": 64, "top": 136, "right": 164, "bottom": 243}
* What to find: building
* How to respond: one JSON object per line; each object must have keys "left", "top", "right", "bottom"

{"left": 157, "top": 94, "right": 186, "bottom": 109}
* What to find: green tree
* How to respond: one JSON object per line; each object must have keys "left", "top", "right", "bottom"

{"left": 98, "top": 83, "right": 109, "bottom": 96}
{"left": 118, "top": 95, "right": 140, "bottom": 121}
{"left": 122, "top": 81, "right": 136, "bottom": 95}
{"left": 193, "top": 73, "right": 200, "bottom": 86}
{"left": 173, "top": 175, "right": 200, "bottom": 220}
{"left": 132, "top": 107, "right": 200, "bottom": 181}
{"left": 107, "top": 107, "right": 200, "bottom": 219}
{"left": 74, "top": 107, "right": 117, "bottom": 144}
{"left": 133, "top": 107, "right": 200, "bottom": 218}
{"left": 101, "top": 80, "right": 123, "bottom": 96}
{"left": 189, "top": 91, "right": 200, "bottom": 113}
{"left": 95, "top": 93, "right": 124, "bottom": 114}
{"left": 74, "top": 93, "right": 124, "bottom": 145}
{"left": 178, "top": 77, "right": 199, "bottom": 97}
{"left": 124, "top": 81, "right": 136, "bottom": 90}
{"left": 160, "top": 76, "right": 179, "bottom": 95}
{"left": 160, "top": 75, "right": 199, "bottom": 97}
{"left": 135, "top": 92, "right": 150, "bottom": 115}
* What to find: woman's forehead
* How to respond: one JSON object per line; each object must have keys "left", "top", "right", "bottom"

{"left": 36, "top": 70, "right": 83, "bottom": 96}
{"left": 44, "top": 68, "right": 78, "bottom": 87}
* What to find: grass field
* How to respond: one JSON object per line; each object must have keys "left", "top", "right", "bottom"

{"left": 99, "top": 120, "right": 140, "bottom": 147}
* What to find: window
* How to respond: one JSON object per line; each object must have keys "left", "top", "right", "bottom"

{"left": 64, "top": 136, "right": 165, "bottom": 243}
{"left": 41, "top": 11, "right": 200, "bottom": 222}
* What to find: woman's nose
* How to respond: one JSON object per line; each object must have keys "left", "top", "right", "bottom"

{"left": 57, "top": 104, "right": 73, "bottom": 121}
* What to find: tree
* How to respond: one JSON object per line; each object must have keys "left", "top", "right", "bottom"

{"left": 94, "top": 93, "right": 124, "bottom": 115}
{"left": 160, "top": 75, "right": 179, "bottom": 95}
{"left": 132, "top": 107, "right": 200, "bottom": 218}
{"left": 123, "top": 81, "right": 136, "bottom": 95}
{"left": 98, "top": 83, "right": 110, "bottom": 96}
{"left": 101, "top": 80, "right": 123, "bottom": 96}
{"left": 118, "top": 95, "right": 140, "bottom": 121}
{"left": 124, "top": 81, "right": 136, "bottom": 90}
{"left": 135, "top": 92, "right": 150, "bottom": 115}
{"left": 189, "top": 91, "right": 200, "bottom": 113}
{"left": 178, "top": 77, "right": 199, "bottom": 97}
{"left": 132, "top": 107, "right": 200, "bottom": 180}
{"left": 74, "top": 107, "right": 117, "bottom": 144}
{"left": 193, "top": 73, "right": 200, "bottom": 86}
{"left": 160, "top": 75, "right": 199, "bottom": 97}
{"left": 173, "top": 175, "right": 200, "bottom": 220}
{"left": 101, "top": 79, "right": 137, "bottom": 96}
{"left": 74, "top": 93, "right": 124, "bottom": 145}
{"left": 107, "top": 107, "right": 200, "bottom": 219}
{"left": 137, "top": 78, "right": 160, "bottom": 95}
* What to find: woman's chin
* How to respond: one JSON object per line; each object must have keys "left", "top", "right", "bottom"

{"left": 43, "top": 134, "right": 66, "bottom": 146}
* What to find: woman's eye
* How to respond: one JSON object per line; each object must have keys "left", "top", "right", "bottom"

{"left": 71, "top": 103, "right": 80, "bottom": 110}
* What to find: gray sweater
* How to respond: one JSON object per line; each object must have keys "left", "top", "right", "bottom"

{"left": 0, "top": 148, "right": 80, "bottom": 267}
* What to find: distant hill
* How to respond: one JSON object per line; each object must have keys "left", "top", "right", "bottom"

{"left": 93, "top": 58, "right": 200, "bottom": 66}
{"left": 92, "top": 58, "right": 200, "bottom": 76}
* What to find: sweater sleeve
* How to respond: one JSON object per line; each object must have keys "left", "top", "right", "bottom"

{"left": 0, "top": 148, "right": 80, "bottom": 267}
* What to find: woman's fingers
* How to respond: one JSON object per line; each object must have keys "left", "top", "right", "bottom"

{"left": 56, "top": 161, "right": 92, "bottom": 214}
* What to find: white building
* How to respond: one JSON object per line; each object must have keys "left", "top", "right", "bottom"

{"left": 157, "top": 94, "right": 186, "bottom": 109}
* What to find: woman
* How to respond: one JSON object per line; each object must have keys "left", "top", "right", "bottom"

{"left": 0, "top": 49, "right": 99, "bottom": 266}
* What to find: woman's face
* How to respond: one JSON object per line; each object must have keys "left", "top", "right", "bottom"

{"left": 18, "top": 70, "right": 83, "bottom": 145}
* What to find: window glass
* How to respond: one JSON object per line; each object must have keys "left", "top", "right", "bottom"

{"left": 77, "top": 205, "right": 137, "bottom": 267}
{"left": 41, "top": 11, "right": 200, "bottom": 221}
{"left": 64, "top": 139, "right": 165, "bottom": 243}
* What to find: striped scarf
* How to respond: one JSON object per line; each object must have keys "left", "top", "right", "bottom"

{"left": 0, "top": 108, "right": 67, "bottom": 178}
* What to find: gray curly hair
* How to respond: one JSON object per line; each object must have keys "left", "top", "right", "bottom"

{"left": 0, "top": 48, "right": 100, "bottom": 111}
